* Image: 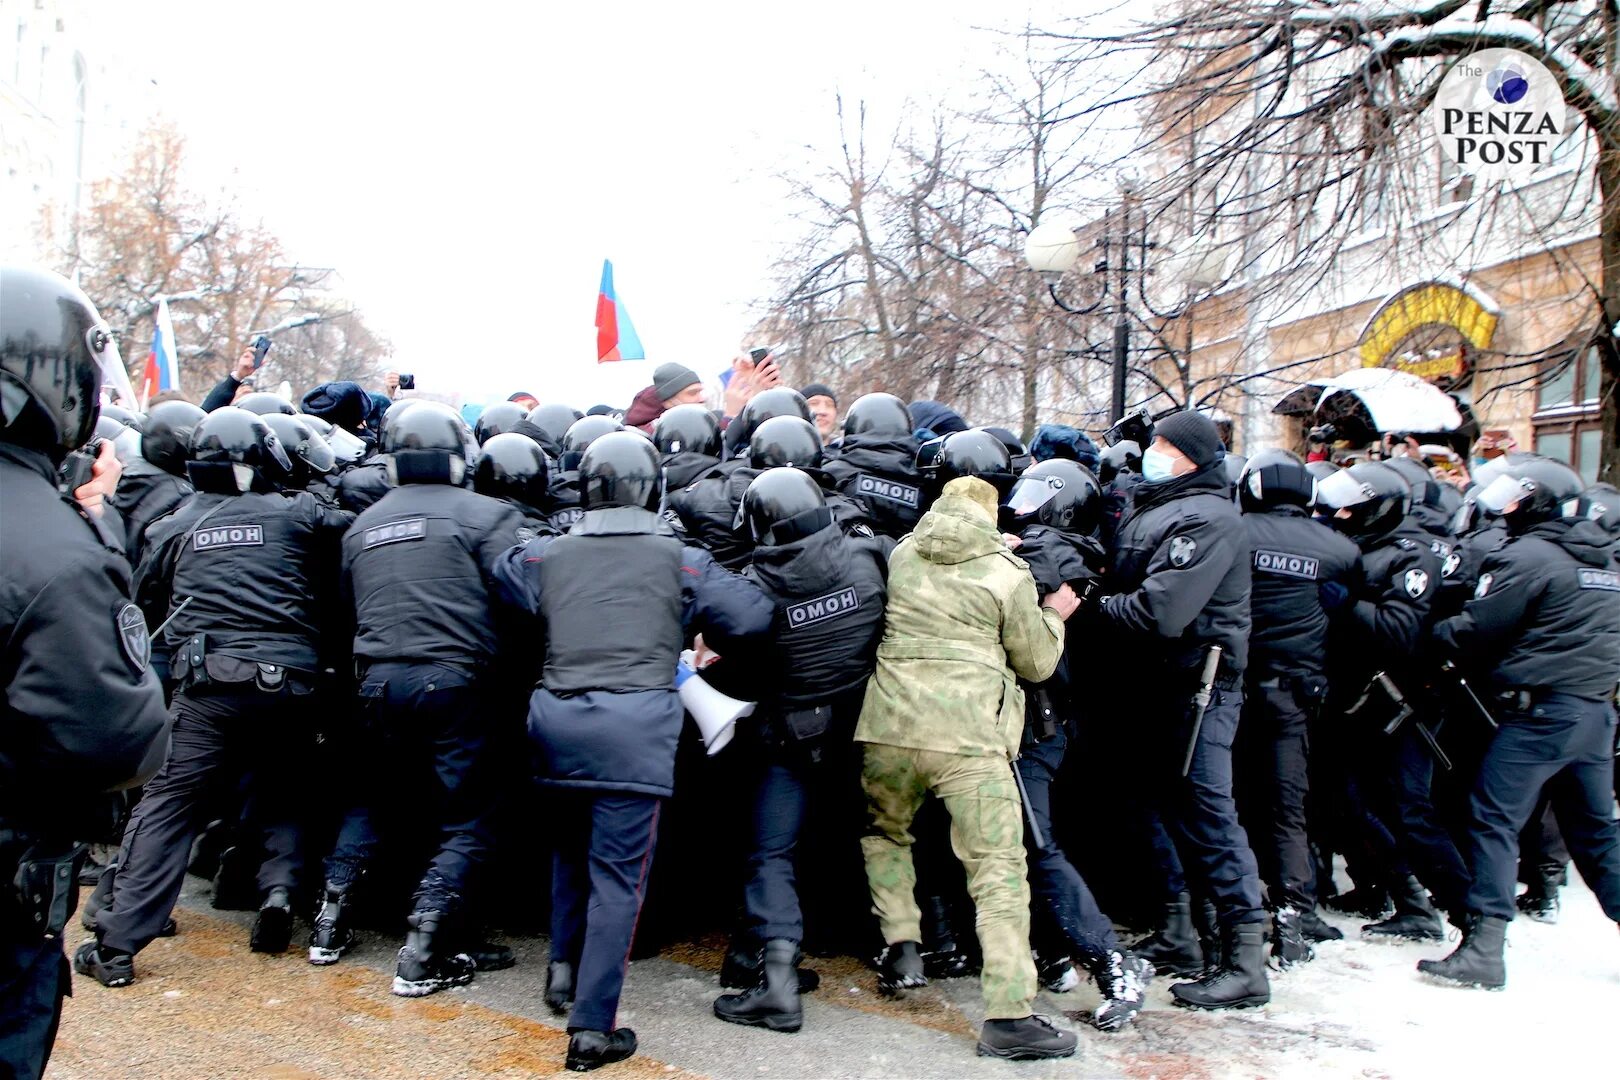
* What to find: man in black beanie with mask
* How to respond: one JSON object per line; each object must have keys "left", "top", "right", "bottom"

{"left": 1085, "top": 408, "right": 1267, "bottom": 1011}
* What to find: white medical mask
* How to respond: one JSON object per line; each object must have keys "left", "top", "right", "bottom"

{"left": 1141, "top": 447, "right": 1177, "bottom": 483}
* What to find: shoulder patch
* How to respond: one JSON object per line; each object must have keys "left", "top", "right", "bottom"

{"left": 1254, "top": 549, "right": 1320, "bottom": 580}
{"left": 1474, "top": 572, "right": 1494, "bottom": 598}
{"left": 115, "top": 602, "right": 150, "bottom": 675}
{"left": 1576, "top": 568, "right": 1620, "bottom": 593}
{"left": 1168, "top": 534, "right": 1198, "bottom": 568}
{"left": 1441, "top": 550, "right": 1461, "bottom": 579}
{"left": 515, "top": 525, "right": 538, "bottom": 545}
{"left": 1403, "top": 567, "right": 1430, "bottom": 598}
{"left": 854, "top": 473, "right": 920, "bottom": 509}
{"left": 363, "top": 517, "right": 427, "bottom": 549}
{"left": 193, "top": 524, "right": 264, "bottom": 551}
{"left": 785, "top": 586, "right": 861, "bottom": 629}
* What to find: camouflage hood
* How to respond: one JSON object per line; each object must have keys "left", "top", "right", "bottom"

{"left": 913, "top": 477, "right": 1004, "bottom": 565}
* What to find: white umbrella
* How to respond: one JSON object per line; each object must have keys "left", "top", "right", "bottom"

{"left": 1274, "top": 367, "right": 1463, "bottom": 435}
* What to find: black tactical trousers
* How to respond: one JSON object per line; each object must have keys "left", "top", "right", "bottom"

{"left": 1236, "top": 677, "right": 1316, "bottom": 912}
{"left": 99, "top": 685, "right": 304, "bottom": 955}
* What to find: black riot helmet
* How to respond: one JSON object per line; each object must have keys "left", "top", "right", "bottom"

{"left": 186, "top": 406, "right": 293, "bottom": 494}
{"left": 1577, "top": 482, "right": 1619, "bottom": 536}
{"left": 842, "top": 393, "right": 911, "bottom": 438}
{"left": 1432, "top": 481, "right": 1463, "bottom": 521}
{"left": 749, "top": 415, "right": 824, "bottom": 470}
{"left": 1475, "top": 455, "right": 1583, "bottom": 531}
{"left": 916, "top": 428, "right": 1015, "bottom": 498}
{"left": 0, "top": 265, "right": 121, "bottom": 460}
{"left": 742, "top": 466, "right": 829, "bottom": 544}
{"left": 474, "top": 401, "right": 529, "bottom": 445}
{"left": 979, "top": 427, "right": 1031, "bottom": 474}
{"left": 528, "top": 403, "right": 584, "bottom": 444}
{"left": 261, "top": 412, "right": 336, "bottom": 487}
{"left": 1097, "top": 439, "right": 1141, "bottom": 486}
{"left": 579, "top": 429, "right": 663, "bottom": 511}
{"left": 651, "top": 403, "right": 722, "bottom": 459}
{"left": 654, "top": 403, "right": 722, "bottom": 457}
{"left": 142, "top": 399, "right": 207, "bottom": 477}
{"left": 96, "top": 411, "right": 147, "bottom": 465}
{"left": 100, "top": 402, "right": 144, "bottom": 430}
{"left": 1003, "top": 458, "right": 1102, "bottom": 535}
{"left": 1384, "top": 455, "right": 1441, "bottom": 511}
{"left": 1304, "top": 459, "right": 1341, "bottom": 483}
{"left": 1238, "top": 448, "right": 1314, "bottom": 514}
{"left": 1313, "top": 461, "right": 1411, "bottom": 541}
{"left": 235, "top": 391, "right": 298, "bottom": 416}
{"left": 474, "top": 431, "right": 550, "bottom": 511}
{"left": 382, "top": 400, "right": 472, "bottom": 486}
{"left": 560, "top": 414, "right": 625, "bottom": 471}
{"left": 733, "top": 387, "right": 812, "bottom": 446}
{"left": 1469, "top": 450, "right": 1538, "bottom": 491}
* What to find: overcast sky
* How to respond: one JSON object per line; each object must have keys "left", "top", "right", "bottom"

{"left": 85, "top": 0, "right": 1105, "bottom": 408}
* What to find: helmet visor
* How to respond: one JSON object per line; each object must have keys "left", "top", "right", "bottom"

{"left": 915, "top": 434, "right": 948, "bottom": 474}
{"left": 89, "top": 326, "right": 137, "bottom": 410}
{"left": 324, "top": 424, "right": 368, "bottom": 464}
{"left": 1313, "top": 468, "right": 1375, "bottom": 511}
{"left": 1005, "top": 474, "right": 1064, "bottom": 518}
{"left": 1476, "top": 473, "right": 1533, "bottom": 514}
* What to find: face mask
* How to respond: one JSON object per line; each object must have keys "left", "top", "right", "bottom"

{"left": 1141, "top": 447, "right": 1177, "bottom": 483}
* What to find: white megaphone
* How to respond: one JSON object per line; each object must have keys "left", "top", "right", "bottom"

{"left": 676, "top": 653, "right": 754, "bottom": 756}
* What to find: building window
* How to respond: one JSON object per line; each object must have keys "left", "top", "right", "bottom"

{"left": 1534, "top": 344, "right": 1604, "bottom": 483}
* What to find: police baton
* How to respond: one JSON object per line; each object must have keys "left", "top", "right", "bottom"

{"left": 150, "top": 596, "right": 193, "bottom": 640}
{"left": 1440, "top": 661, "right": 1499, "bottom": 731}
{"left": 1010, "top": 761, "right": 1046, "bottom": 852}
{"left": 1181, "top": 645, "right": 1223, "bottom": 778}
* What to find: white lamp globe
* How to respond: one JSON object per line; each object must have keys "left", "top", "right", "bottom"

{"left": 1024, "top": 219, "right": 1084, "bottom": 278}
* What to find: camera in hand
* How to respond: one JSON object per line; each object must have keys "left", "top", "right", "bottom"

{"left": 1307, "top": 423, "right": 1337, "bottom": 445}
{"left": 398, "top": 374, "right": 416, "bottom": 391}
{"left": 58, "top": 436, "right": 105, "bottom": 495}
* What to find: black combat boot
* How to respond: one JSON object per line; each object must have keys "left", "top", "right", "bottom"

{"left": 876, "top": 940, "right": 928, "bottom": 995}
{"left": 73, "top": 941, "right": 135, "bottom": 988}
{"left": 720, "top": 933, "right": 762, "bottom": 989}
{"left": 1170, "top": 922, "right": 1270, "bottom": 1010}
{"left": 1296, "top": 906, "right": 1343, "bottom": 943}
{"left": 713, "top": 938, "right": 803, "bottom": 1032}
{"left": 1515, "top": 866, "right": 1563, "bottom": 924}
{"left": 210, "top": 845, "right": 259, "bottom": 911}
{"left": 976, "top": 1015, "right": 1078, "bottom": 1060}
{"left": 393, "top": 910, "right": 475, "bottom": 997}
{"left": 566, "top": 1028, "right": 637, "bottom": 1072}
{"left": 1362, "top": 875, "right": 1443, "bottom": 941}
{"left": 920, "top": 895, "right": 974, "bottom": 978}
{"left": 1323, "top": 883, "right": 1391, "bottom": 920}
{"left": 1416, "top": 914, "right": 1507, "bottom": 990}
{"left": 1270, "top": 907, "right": 1314, "bottom": 969}
{"left": 546, "top": 960, "right": 575, "bottom": 1015}
{"left": 250, "top": 886, "right": 293, "bottom": 953}
{"left": 1128, "top": 893, "right": 1204, "bottom": 976}
{"left": 1086, "top": 950, "right": 1152, "bottom": 1031}
{"left": 308, "top": 880, "right": 355, "bottom": 965}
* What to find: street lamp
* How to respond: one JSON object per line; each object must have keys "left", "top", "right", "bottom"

{"left": 1024, "top": 214, "right": 1128, "bottom": 423}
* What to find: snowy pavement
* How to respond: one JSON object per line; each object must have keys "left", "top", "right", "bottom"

{"left": 50, "top": 878, "right": 1617, "bottom": 1078}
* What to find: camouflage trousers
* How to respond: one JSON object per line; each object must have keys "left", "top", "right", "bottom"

{"left": 859, "top": 742, "right": 1036, "bottom": 1020}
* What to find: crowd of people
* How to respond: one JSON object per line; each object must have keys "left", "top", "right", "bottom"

{"left": 3, "top": 266, "right": 1618, "bottom": 1076}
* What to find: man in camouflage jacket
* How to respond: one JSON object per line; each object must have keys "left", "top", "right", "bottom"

{"left": 855, "top": 475, "right": 1078, "bottom": 1055}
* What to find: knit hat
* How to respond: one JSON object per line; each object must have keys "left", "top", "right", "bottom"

{"left": 800, "top": 382, "right": 837, "bottom": 404}
{"left": 300, "top": 381, "right": 371, "bottom": 431}
{"left": 653, "top": 363, "right": 701, "bottom": 401}
{"left": 1155, "top": 409, "right": 1224, "bottom": 469}
{"left": 1030, "top": 423, "right": 1100, "bottom": 472}
{"left": 908, "top": 400, "right": 969, "bottom": 439}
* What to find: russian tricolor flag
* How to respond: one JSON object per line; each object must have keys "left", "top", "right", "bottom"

{"left": 140, "top": 298, "right": 181, "bottom": 406}
{"left": 595, "top": 259, "right": 645, "bottom": 363}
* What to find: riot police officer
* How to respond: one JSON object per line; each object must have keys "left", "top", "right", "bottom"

{"left": 112, "top": 399, "right": 205, "bottom": 567}
{"left": 474, "top": 401, "right": 530, "bottom": 446}
{"left": 1, "top": 267, "right": 171, "bottom": 1078}
{"left": 261, "top": 413, "right": 339, "bottom": 504}
{"left": 1234, "top": 449, "right": 1362, "bottom": 960}
{"left": 1419, "top": 456, "right": 1620, "bottom": 989}
{"left": 1090, "top": 409, "right": 1267, "bottom": 1011}
{"left": 1312, "top": 461, "right": 1454, "bottom": 938}
{"left": 77, "top": 407, "right": 352, "bottom": 986}
{"left": 546, "top": 414, "right": 623, "bottom": 532}
{"left": 821, "top": 393, "right": 924, "bottom": 539}
{"left": 319, "top": 402, "right": 524, "bottom": 997}
{"left": 492, "top": 432, "right": 773, "bottom": 1072}
{"left": 474, "top": 431, "right": 557, "bottom": 539}
{"left": 653, "top": 404, "right": 724, "bottom": 490}
{"left": 1001, "top": 458, "right": 1152, "bottom": 1030}
{"left": 710, "top": 468, "right": 890, "bottom": 1034}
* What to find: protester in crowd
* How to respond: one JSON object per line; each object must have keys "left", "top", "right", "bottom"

{"left": 625, "top": 363, "right": 706, "bottom": 432}
{"left": 801, "top": 383, "right": 838, "bottom": 444}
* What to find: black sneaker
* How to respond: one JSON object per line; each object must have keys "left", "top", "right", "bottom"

{"left": 251, "top": 887, "right": 293, "bottom": 954}
{"left": 1037, "top": 953, "right": 1080, "bottom": 993}
{"left": 1088, "top": 951, "right": 1151, "bottom": 1031}
{"left": 466, "top": 941, "right": 516, "bottom": 971}
{"left": 74, "top": 941, "right": 135, "bottom": 988}
{"left": 566, "top": 1028, "right": 637, "bottom": 1072}
{"left": 976, "top": 1015, "right": 1078, "bottom": 1060}
{"left": 876, "top": 941, "right": 928, "bottom": 996}
{"left": 392, "top": 910, "right": 475, "bottom": 998}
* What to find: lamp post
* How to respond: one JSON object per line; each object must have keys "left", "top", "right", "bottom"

{"left": 1023, "top": 177, "right": 1165, "bottom": 425}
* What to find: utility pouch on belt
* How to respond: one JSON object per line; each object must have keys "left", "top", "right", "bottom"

{"left": 11, "top": 844, "right": 85, "bottom": 938}
{"left": 781, "top": 705, "right": 830, "bottom": 744}
{"left": 171, "top": 632, "right": 208, "bottom": 689}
